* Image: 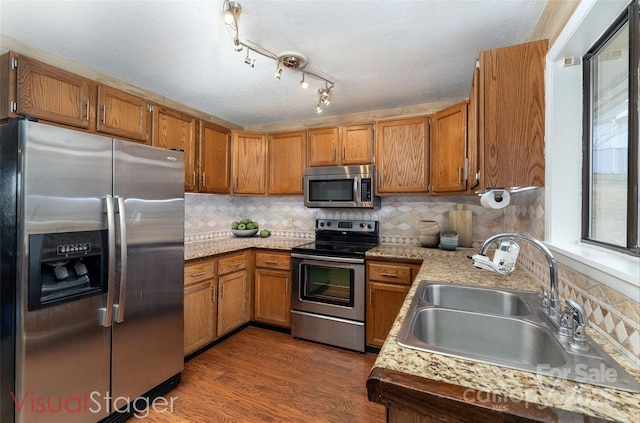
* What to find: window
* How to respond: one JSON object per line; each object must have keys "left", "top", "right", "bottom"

{"left": 582, "top": 0, "right": 639, "bottom": 255}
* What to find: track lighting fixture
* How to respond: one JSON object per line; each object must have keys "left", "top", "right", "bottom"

{"left": 222, "top": 1, "right": 334, "bottom": 112}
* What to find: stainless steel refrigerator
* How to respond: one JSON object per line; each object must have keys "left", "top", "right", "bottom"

{"left": 0, "top": 119, "right": 184, "bottom": 423}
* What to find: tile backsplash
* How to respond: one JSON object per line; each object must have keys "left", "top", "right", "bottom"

{"left": 185, "top": 193, "right": 504, "bottom": 246}
{"left": 185, "top": 190, "right": 639, "bottom": 365}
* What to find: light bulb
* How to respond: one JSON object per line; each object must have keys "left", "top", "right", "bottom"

{"left": 224, "top": 11, "right": 235, "bottom": 25}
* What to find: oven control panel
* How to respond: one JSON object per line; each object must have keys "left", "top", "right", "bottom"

{"left": 316, "top": 219, "right": 378, "bottom": 233}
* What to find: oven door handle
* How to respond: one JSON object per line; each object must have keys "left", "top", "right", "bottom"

{"left": 291, "top": 252, "right": 364, "bottom": 264}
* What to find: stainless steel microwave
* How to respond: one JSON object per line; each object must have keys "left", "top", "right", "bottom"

{"left": 303, "top": 165, "right": 381, "bottom": 208}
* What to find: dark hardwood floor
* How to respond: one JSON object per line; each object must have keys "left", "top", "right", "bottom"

{"left": 142, "top": 326, "right": 386, "bottom": 422}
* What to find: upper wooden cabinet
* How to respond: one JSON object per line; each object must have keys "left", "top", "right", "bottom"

{"left": 375, "top": 117, "right": 429, "bottom": 194}
{"left": 199, "top": 121, "right": 231, "bottom": 194}
{"left": 4, "top": 53, "right": 95, "bottom": 129}
{"left": 232, "top": 131, "right": 267, "bottom": 195}
{"left": 467, "top": 62, "right": 480, "bottom": 191}
{"left": 153, "top": 106, "right": 197, "bottom": 191}
{"left": 307, "top": 124, "right": 374, "bottom": 167}
{"left": 268, "top": 131, "right": 306, "bottom": 195}
{"left": 475, "top": 39, "right": 547, "bottom": 189}
{"left": 430, "top": 101, "right": 468, "bottom": 194}
{"left": 96, "top": 85, "right": 150, "bottom": 142}
{"left": 307, "top": 127, "right": 339, "bottom": 166}
{"left": 341, "top": 124, "right": 374, "bottom": 165}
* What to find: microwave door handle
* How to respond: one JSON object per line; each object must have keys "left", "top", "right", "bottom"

{"left": 354, "top": 176, "right": 360, "bottom": 205}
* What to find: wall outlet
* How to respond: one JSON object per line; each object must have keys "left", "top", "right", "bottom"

{"left": 286, "top": 218, "right": 293, "bottom": 228}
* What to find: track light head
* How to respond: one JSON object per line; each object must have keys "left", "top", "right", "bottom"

{"left": 233, "top": 37, "right": 243, "bottom": 52}
{"left": 300, "top": 73, "right": 308, "bottom": 89}
{"left": 274, "top": 66, "right": 283, "bottom": 80}
{"left": 244, "top": 49, "right": 255, "bottom": 67}
{"left": 315, "top": 104, "right": 323, "bottom": 113}
{"left": 318, "top": 87, "right": 331, "bottom": 106}
{"left": 224, "top": 1, "right": 241, "bottom": 26}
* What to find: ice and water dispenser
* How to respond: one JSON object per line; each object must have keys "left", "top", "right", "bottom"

{"left": 28, "top": 230, "right": 108, "bottom": 310}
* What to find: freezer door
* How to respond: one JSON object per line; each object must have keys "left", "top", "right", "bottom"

{"left": 16, "top": 120, "right": 112, "bottom": 423}
{"left": 111, "top": 140, "right": 184, "bottom": 406}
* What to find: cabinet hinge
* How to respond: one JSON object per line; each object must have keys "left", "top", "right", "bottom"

{"left": 10, "top": 102, "right": 17, "bottom": 113}
{"left": 11, "top": 58, "right": 18, "bottom": 69}
{"left": 428, "top": 183, "right": 432, "bottom": 192}
{"left": 475, "top": 171, "right": 480, "bottom": 183}
{"left": 475, "top": 59, "right": 480, "bottom": 69}
{"left": 147, "top": 104, "right": 154, "bottom": 112}
{"left": 428, "top": 116, "right": 432, "bottom": 125}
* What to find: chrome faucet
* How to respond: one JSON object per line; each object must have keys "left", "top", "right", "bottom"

{"left": 564, "top": 298, "right": 588, "bottom": 349}
{"left": 473, "top": 233, "right": 560, "bottom": 324}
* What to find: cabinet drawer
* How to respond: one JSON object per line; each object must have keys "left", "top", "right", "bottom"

{"left": 218, "top": 252, "right": 247, "bottom": 276}
{"left": 184, "top": 260, "right": 215, "bottom": 285}
{"left": 255, "top": 251, "right": 291, "bottom": 270}
{"left": 367, "top": 262, "right": 415, "bottom": 285}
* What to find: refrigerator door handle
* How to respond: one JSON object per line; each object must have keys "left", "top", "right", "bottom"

{"left": 114, "top": 196, "right": 128, "bottom": 323}
{"left": 99, "top": 196, "right": 116, "bottom": 327}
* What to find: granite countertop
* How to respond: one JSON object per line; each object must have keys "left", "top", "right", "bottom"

{"left": 184, "top": 236, "right": 309, "bottom": 260}
{"left": 366, "top": 245, "right": 640, "bottom": 422}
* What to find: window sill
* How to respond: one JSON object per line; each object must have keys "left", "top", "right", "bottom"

{"left": 547, "top": 241, "right": 639, "bottom": 299}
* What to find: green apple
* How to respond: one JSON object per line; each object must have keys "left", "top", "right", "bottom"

{"left": 259, "top": 229, "right": 271, "bottom": 238}
{"left": 231, "top": 221, "right": 239, "bottom": 229}
{"left": 237, "top": 223, "right": 246, "bottom": 230}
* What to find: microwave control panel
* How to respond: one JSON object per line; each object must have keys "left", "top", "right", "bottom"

{"left": 361, "top": 178, "right": 372, "bottom": 202}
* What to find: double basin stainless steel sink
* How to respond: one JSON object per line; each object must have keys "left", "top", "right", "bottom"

{"left": 397, "top": 281, "right": 640, "bottom": 392}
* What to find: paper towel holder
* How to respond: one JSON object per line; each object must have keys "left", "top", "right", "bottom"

{"left": 476, "top": 188, "right": 507, "bottom": 203}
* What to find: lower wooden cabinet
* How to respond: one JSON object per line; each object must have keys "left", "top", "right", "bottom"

{"left": 217, "top": 251, "right": 249, "bottom": 337}
{"left": 366, "top": 259, "right": 422, "bottom": 348}
{"left": 253, "top": 250, "right": 291, "bottom": 328}
{"left": 183, "top": 259, "right": 216, "bottom": 356}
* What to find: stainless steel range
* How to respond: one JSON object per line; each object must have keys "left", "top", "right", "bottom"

{"left": 291, "top": 219, "right": 379, "bottom": 352}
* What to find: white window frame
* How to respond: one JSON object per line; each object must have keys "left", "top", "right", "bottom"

{"left": 546, "top": 0, "right": 639, "bottom": 299}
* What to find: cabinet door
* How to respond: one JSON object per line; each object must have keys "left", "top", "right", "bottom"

{"left": 430, "top": 102, "right": 468, "bottom": 194}
{"left": 307, "top": 127, "right": 339, "bottom": 167}
{"left": 15, "top": 55, "right": 93, "bottom": 129}
{"left": 184, "top": 280, "right": 216, "bottom": 355}
{"left": 154, "top": 106, "right": 197, "bottom": 191}
{"left": 199, "top": 121, "right": 231, "bottom": 194}
{"left": 254, "top": 268, "right": 290, "bottom": 327}
{"left": 480, "top": 40, "right": 546, "bottom": 189}
{"left": 375, "top": 117, "right": 429, "bottom": 194}
{"left": 467, "top": 61, "right": 480, "bottom": 191}
{"left": 217, "top": 270, "right": 248, "bottom": 336}
{"left": 366, "top": 281, "right": 409, "bottom": 348}
{"left": 232, "top": 131, "right": 267, "bottom": 194}
{"left": 341, "top": 124, "right": 374, "bottom": 165}
{"left": 268, "top": 131, "right": 305, "bottom": 195}
{"left": 96, "top": 85, "right": 150, "bottom": 142}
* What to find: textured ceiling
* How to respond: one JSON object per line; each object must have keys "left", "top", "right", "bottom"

{"left": 0, "top": 0, "right": 546, "bottom": 129}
